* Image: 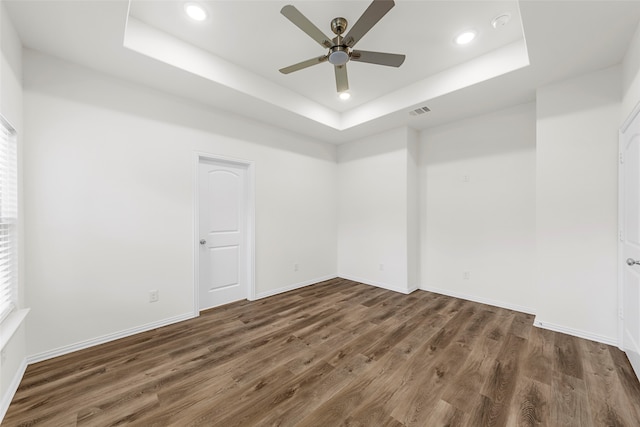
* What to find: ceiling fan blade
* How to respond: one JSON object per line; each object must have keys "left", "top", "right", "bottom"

{"left": 281, "top": 5, "right": 333, "bottom": 49}
{"left": 335, "top": 64, "right": 349, "bottom": 93}
{"left": 279, "top": 55, "right": 328, "bottom": 74}
{"left": 342, "top": 0, "right": 395, "bottom": 48}
{"left": 351, "top": 50, "right": 405, "bottom": 67}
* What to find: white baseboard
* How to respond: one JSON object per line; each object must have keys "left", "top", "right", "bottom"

{"left": 419, "top": 284, "right": 536, "bottom": 315}
{"left": 533, "top": 317, "right": 618, "bottom": 346}
{"left": 27, "top": 312, "right": 194, "bottom": 364}
{"left": 0, "top": 356, "right": 27, "bottom": 423}
{"left": 254, "top": 275, "right": 337, "bottom": 300}
{"left": 338, "top": 274, "right": 418, "bottom": 295}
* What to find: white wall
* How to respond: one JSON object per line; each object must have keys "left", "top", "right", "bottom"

{"left": 337, "top": 127, "right": 416, "bottom": 293}
{"left": 22, "top": 50, "right": 337, "bottom": 358}
{"left": 0, "top": 1, "right": 26, "bottom": 418}
{"left": 623, "top": 21, "right": 640, "bottom": 121}
{"left": 419, "top": 103, "right": 537, "bottom": 313}
{"left": 536, "top": 66, "right": 621, "bottom": 344}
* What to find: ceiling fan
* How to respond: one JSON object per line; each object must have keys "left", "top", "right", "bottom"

{"left": 279, "top": 0, "right": 406, "bottom": 94}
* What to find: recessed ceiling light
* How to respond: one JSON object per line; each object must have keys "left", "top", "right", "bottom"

{"left": 339, "top": 92, "right": 351, "bottom": 100}
{"left": 455, "top": 30, "right": 477, "bottom": 45}
{"left": 184, "top": 2, "right": 208, "bottom": 21}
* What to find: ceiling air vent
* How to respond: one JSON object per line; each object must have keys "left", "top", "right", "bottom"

{"left": 409, "top": 106, "right": 431, "bottom": 116}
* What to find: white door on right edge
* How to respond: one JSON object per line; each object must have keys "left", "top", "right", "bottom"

{"left": 621, "top": 105, "right": 640, "bottom": 379}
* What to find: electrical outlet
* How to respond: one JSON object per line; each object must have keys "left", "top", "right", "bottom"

{"left": 149, "top": 290, "right": 159, "bottom": 303}
{"left": 294, "top": 263, "right": 299, "bottom": 272}
{"left": 379, "top": 264, "right": 384, "bottom": 271}
{"left": 463, "top": 271, "right": 470, "bottom": 280}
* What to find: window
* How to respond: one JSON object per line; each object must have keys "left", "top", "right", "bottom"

{"left": 0, "top": 116, "right": 17, "bottom": 323}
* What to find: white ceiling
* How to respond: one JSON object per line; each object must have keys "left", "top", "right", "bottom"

{"left": 5, "top": 1, "right": 640, "bottom": 144}
{"left": 128, "top": 0, "right": 525, "bottom": 111}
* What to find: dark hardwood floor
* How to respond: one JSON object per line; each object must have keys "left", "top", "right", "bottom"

{"left": 4, "top": 278, "right": 640, "bottom": 426}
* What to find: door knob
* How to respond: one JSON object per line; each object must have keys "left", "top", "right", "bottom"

{"left": 627, "top": 258, "right": 640, "bottom": 266}
{"left": 200, "top": 239, "right": 206, "bottom": 245}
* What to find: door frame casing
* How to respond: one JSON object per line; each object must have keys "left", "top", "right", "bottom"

{"left": 619, "top": 100, "right": 640, "bottom": 352}
{"left": 193, "top": 152, "right": 256, "bottom": 316}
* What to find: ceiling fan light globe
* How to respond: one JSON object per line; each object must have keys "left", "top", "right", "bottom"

{"left": 329, "top": 50, "right": 349, "bottom": 65}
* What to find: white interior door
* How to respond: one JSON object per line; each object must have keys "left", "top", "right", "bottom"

{"left": 198, "top": 159, "right": 248, "bottom": 310}
{"left": 621, "top": 104, "right": 640, "bottom": 380}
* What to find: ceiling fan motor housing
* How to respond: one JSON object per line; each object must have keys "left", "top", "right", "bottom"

{"left": 331, "top": 17, "right": 348, "bottom": 35}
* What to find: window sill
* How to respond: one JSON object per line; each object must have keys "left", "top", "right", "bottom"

{"left": 0, "top": 308, "right": 29, "bottom": 351}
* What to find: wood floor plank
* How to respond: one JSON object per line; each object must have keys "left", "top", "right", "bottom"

{"left": 554, "top": 333, "right": 585, "bottom": 380}
{"left": 471, "top": 333, "right": 526, "bottom": 426}
{"left": 75, "top": 390, "right": 160, "bottom": 426}
{"left": 389, "top": 304, "right": 479, "bottom": 424}
{"left": 322, "top": 303, "right": 461, "bottom": 425}
{"left": 440, "top": 310, "right": 503, "bottom": 413}
{"left": 509, "top": 311, "right": 535, "bottom": 340}
{"left": 186, "top": 361, "right": 337, "bottom": 427}
{"left": 292, "top": 313, "right": 434, "bottom": 425}
{"left": 520, "top": 326, "right": 555, "bottom": 386}
{"left": 505, "top": 377, "right": 551, "bottom": 427}
{"left": 394, "top": 340, "right": 471, "bottom": 426}
{"left": 581, "top": 339, "right": 640, "bottom": 426}
{"left": 253, "top": 354, "right": 373, "bottom": 426}
{"left": 550, "top": 372, "right": 594, "bottom": 427}
{"left": 296, "top": 300, "right": 472, "bottom": 426}
{"left": 4, "top": 278, "right": 640, "bottom": 427}
{"left": 425, "top": 399, "right": 467, "bottom": 427}
{"left": 135, "top": 335, "right": 328, "bottom": 424}
{"left": 608, "top": 344, "right": 640, "bottom": 406}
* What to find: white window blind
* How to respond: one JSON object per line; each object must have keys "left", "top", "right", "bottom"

{"left": 0, "top": 116, "right": 17, "bottom": 323}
